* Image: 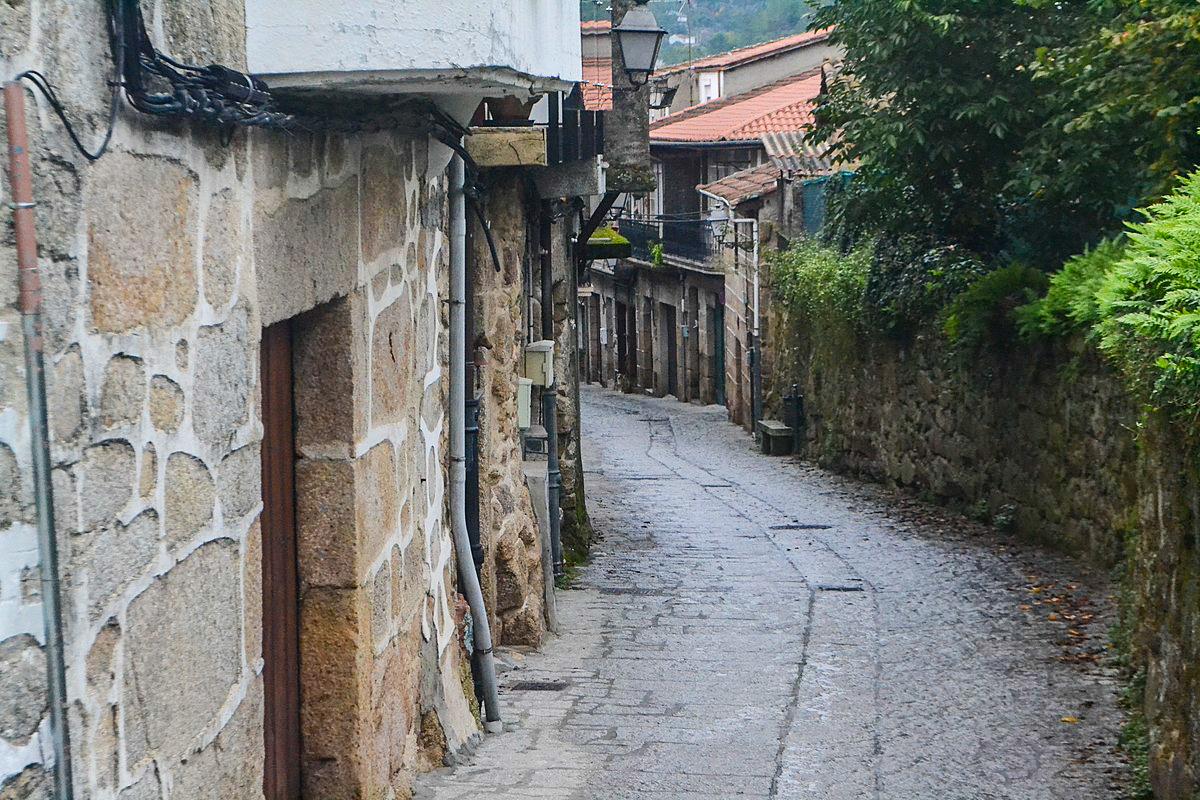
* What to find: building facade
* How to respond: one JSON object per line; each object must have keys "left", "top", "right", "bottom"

{"left": 0, "top": 2, "right": 598, "bottom": 799}
{"left": 649, "top": 29, "right": 838, "bottom": 119}
{"left": 584, "top": 56, "right": 835, "bottom": 434}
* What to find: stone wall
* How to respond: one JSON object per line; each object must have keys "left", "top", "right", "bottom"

{"left": 545, "top": 214, "right": 592, "bottom": 563}
{"left": 767, "top": 323, "right": 1139, "bottom": 559}
{"left": 1127, "top": 419, "right": 1200, "bottom": 799}
{"left": 470, "top": 177, "right": 547, "bottom": 647}
{"left": 722, "top": 235, "right": 758, "bottom": 429}
{"left": 767, "top": 311, "right": 1200, "bottom": 797}
{"left": 0, "top": 2, "right": 484, "bottom": 797}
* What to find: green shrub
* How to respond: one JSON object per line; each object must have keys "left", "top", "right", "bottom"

{"left": 770, "top": 239, "right": 873, "bottom": 331}
{"left": 943, "top": 264, "right": 1048, "bottom": 352}
{"left": 864, "top": 237, "right": 990, "bottom": 337}
{"left": 1017, "top": 238, "right": 1127, "bottom": 338}
{"left": 649, "top": 242, "right": 664, "bottom": 267}
{"left": 1096, "top": 170, "right": 1200, "bottom": 424}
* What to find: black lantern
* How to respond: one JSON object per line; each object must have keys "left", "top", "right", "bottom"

{"left": 614, "top": 2, "right": 667, "bottom": 88}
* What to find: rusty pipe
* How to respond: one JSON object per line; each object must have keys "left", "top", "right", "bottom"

{"left": 4, "top": 80, "right": 74, "bottom": 800}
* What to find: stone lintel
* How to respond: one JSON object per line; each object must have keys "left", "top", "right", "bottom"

{"left": 466, "top": 127, "right": 548, "bottom": 167}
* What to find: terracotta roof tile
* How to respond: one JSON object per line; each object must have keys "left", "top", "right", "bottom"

{"left": 650, "top": 69, "right": 822, "bottom": 143}
{"left": 581, "top": 19, "right": 611, "bottom": 33}
{"left": 697, "top": 163, "right": 780, "bottom": 206}
{"left": 581, "top": 57, "right": 613, "bottom": 111}
{"left": 656, "top": 28, "right": 833, "bottom": 76}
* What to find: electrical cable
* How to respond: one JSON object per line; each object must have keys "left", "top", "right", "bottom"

{"left": 467, "top": 195, "right": 503, "bottom": 274}
{"left": 12, "top": 0, "right": 123, "bottom": 162}
{"left": 14, "top": 72, "right": 120, "bottom": 163}
{"left": 12, "top": 0, "right": 511, "bottom": 274}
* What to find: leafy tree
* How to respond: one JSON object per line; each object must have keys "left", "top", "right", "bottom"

{"left": 810, "top": 0, "right": 1084, "bottom": 259}
{"left": 1023, "top": 0, "right": 1200, "bottom": 216}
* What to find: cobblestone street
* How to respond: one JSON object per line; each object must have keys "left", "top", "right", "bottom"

{"left": 415, "top": 387, "right": 1132, "bottom": 799}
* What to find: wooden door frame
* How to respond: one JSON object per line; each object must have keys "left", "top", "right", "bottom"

{"left": 260, "top": 321, "right": 302, "bottom": 800}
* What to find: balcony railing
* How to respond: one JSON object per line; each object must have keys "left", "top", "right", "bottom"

{"left": 618, "top": 216, "right": 714, "bottom": 265}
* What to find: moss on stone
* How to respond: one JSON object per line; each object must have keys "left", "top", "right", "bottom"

{"left": 605, "top": 163, "right": 657, "bottom": 195}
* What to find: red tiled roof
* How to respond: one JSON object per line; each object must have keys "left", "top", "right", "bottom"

{"left": 761, "top": 130, "right": 838, "bottom": 176}
{"left": 650, "top": 69, "right": 822, "bottom": 144}
{"left": 581, "top": 57, "right": 613, "bottom": 112}
{"left": 656, "top": 28, "right": 833, "bottom": 76}
{"left": 581, "top": 19, "right": 611, "bottom": 33}
{"left": 697, "top": 163, "right": 780, "bottom": 206}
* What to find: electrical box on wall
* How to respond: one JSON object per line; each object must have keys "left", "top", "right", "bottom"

{"left": 524, "top": 341, "right": 555, "bottom": 387}
{"left": 517, "top": 378, "right": 533, "bottom": 429}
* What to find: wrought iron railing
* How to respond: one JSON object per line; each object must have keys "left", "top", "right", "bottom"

{"left": 617, "top": 216, "right": 714, "bottom": 265}
{"left": 620, "top": 219, "right": 659, "bottom": 263}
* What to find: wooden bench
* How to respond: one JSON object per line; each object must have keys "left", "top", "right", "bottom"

{"left": 756, "top": 419, "right": 793, "bottom": 456}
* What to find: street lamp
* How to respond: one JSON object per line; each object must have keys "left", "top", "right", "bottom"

{"left": 613, "top": 2, "right": 667, "bottom": 88}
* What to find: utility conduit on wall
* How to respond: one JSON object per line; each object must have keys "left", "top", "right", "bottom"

{"left": 449, "top": 153, "right": 503, "bottom": 732}
{"left": 3, "top": 81, "right": 74, "bottom": 800}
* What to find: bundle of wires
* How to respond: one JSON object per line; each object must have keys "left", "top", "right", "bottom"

{"left": 15, "top": 0, "right": 507, "bottom": 271}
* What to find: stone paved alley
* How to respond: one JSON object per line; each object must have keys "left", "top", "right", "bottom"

{"left": 415, "top": 387, "right": 1132, "bottom": 799}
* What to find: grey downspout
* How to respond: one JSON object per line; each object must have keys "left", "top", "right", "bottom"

{"left": 539, "top": 201, "right": 564, "bottom": 578}
{"left": 464, "top": 201, "right": 483, "bottom": 575}
{"left": 4, "top": 81, "right": 75, "bottom": 800}
{"left": 450, "top": 154, "right": 503, "bottom": 732}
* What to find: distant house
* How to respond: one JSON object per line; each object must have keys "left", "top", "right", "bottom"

{"left": 647, "top": 67, "right": 824, "bottom": 221}
{"left": 582, "top": 63, "right": 842, "bottom": 433}
{"left": 650, "top": 29, "right": 839, "bottom": 120}
{"left": 581, "top": 19, "right": 614, "bottom": 112}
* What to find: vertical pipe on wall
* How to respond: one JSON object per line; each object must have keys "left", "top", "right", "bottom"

{"left": 463, "top": 197, "right": 483, "bottom": 575}
{"left": 539, "top": 201, "right": 564, "bottom": 577}
{"left": 749, "top": 217, "right": 761, "bottom": 431}
{"left": 450, "top": 155, "right": 502, "bottom": 732}
{"left": 4, "top": 81, "right": 75, "bottom": 800}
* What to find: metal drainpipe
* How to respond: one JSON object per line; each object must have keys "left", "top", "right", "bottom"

{"left": 4, "top": 81, "right": 75, "bottom": 800}
{"left": 750, "top": 215, "right": 762, "bottom": 431}
{"left": 463, "top": 203, "right": 483, "bottom": 575}
{"left": 700, "top": 189, "right": 761, "bottom": 432}
{"left": 539, "top": 201, "right": 564, "bottom": 577}
{"left": 449, "top": 154, "right": 502, "bottom": 732}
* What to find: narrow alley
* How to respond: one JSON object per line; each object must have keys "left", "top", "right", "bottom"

{"left": 415, "top": 387, "right": 1130, "bottom": 799}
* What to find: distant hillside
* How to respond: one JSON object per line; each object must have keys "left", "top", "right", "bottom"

{"left": 582, "top": 0, "right": 815, "bottom": 67}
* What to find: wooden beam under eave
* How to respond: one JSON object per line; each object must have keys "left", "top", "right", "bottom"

{"left": 465, "top": 127, "right": 548, "bottom": 167}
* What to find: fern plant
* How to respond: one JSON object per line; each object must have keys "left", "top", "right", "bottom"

{"left": 1096, "top": 170, "right": 1200, "bottom": 424}
{"left": 1017, "top": 238, "right": 1126, "bottom": 339}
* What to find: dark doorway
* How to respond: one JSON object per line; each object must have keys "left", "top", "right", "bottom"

{"left": 641, "top": 297, "right": 653, "bottom": 390}
{"left": 687, "top": 287, "right": 700, "bottom": 400}
{"left": 615, "top": 300, "right": 628, "bottom": 382}
{"left": 712, "top": 302, "right": 726, "bottom": 407}
{"left": 659, "top": 302, "right": 678, "bottom": 397}
{"left": 260, "top": 321, "right": 302, "bottom": 800}
{"left": 627, "top": 297, "right": 639, "bottom": 390}
{"left": 733, "top": 336, "right": 743, "bottom": 422}
{"left": 589, "top": 294, "right": 602, "bottom": 385}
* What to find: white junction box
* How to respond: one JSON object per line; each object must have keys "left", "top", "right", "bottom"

{"left": 524, "top": 341, "right": 555, "bottom": 387}
{"left": 517, "top": 378, "right": 534, "bottom": 429}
